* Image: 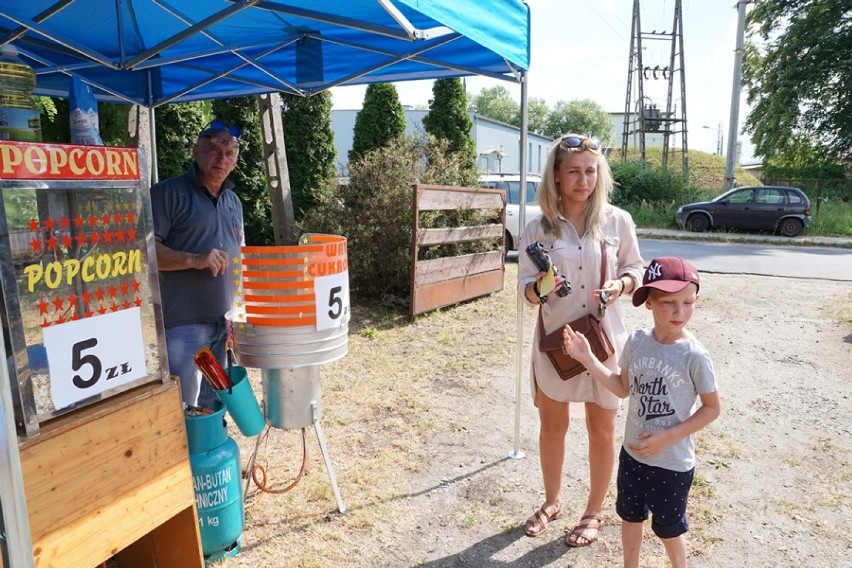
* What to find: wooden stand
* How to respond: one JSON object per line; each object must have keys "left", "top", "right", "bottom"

{"left": 18, "top": 382, "right": 203, "bottom": 567}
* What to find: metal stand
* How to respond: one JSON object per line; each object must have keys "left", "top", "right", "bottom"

{"left": 261, "top": 366, "right": 346, "bottom": 514}
{"left": 312, "top": 402, "right": 346, "bottom": 514}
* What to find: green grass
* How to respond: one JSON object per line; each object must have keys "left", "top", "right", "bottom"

{"left": 613, "top": 148, "right": 851, "bottom": 238}
{"left": 809, "top": 200, "right": 852, "bottom": 236}
{"left": 626, "top": 198, "right": 851, "bottom": 238}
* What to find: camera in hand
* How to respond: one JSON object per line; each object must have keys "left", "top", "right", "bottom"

{"left": 525, "top": 241, "right": 571, "bottom": 298}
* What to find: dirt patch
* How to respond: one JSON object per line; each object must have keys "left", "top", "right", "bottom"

{"left": 217, "top": 265, "right": 852, "bottom": 568}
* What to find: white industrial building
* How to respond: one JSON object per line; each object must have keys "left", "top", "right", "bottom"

{"left": 331, "top": 109, "right": 554, "bottom": 177}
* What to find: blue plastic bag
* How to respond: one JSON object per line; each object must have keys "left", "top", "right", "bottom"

{"left": 69, "top": 75, "right": 104, "bottom": 145}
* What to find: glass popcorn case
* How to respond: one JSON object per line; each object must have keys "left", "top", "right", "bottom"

{"left": 0, "top": 141, "right": 168, "bottom": 437}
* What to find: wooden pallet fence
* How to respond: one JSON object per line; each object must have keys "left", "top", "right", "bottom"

{"left": 410, "top": 184, "right": 505, "bottom": 316}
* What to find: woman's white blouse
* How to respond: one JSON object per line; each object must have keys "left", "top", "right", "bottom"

{"left": 517, "top": 206, "right": 644, "bottom": 409}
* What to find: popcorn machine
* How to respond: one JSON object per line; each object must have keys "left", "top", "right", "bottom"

{"left": 0, "top": 140, "right": 202, "bottom": 567}
{"left": 0, "top": 141, "right": 168, "bottom": 435}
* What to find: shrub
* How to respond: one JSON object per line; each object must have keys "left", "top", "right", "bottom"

{"left": 297, "top": 135, "right": 483, "bottom": 300}
{"left": 610, "top": 160, "right": 699, "bottom": 206}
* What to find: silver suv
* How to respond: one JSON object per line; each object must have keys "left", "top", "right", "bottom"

{"left": 478, "top": 173, "right": 542, "bottom": 251}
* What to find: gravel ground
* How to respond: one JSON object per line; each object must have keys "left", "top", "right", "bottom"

{"left": 217, "top": 266, "right": 852, "bottom": 568}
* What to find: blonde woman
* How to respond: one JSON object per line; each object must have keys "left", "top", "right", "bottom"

{"left": 518, "top": 134, "right": 644, "bottom": 547}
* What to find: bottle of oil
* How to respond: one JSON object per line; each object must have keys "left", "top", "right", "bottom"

{"left": 0, "top": 44, "right": 41, "bottom": 142}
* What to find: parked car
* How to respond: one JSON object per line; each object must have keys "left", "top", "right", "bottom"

{"left": 675, "top": 185, "right": 812, "bottom": 237}
{"left": 478, "top": 173, "right": 542, "bottom": 251}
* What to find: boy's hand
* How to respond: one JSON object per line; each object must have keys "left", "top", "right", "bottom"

{"left": 627, "top": 430, "right": 673, "bottom": 458}
{"left": 562, "top": 324, "right": 593, "bottom": 363}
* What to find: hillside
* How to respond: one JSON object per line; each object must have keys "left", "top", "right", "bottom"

{"left": 608, "top": 146, "right": 762, "bottom": 190}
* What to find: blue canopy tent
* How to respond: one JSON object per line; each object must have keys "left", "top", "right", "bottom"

{"left": 0, "top": 0, "right": 529, "bottom": 105}
{"left": 0, "top": 2, "right": 532, "bottom": 564}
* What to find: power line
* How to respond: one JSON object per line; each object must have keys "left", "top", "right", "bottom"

{"left": 585, "top": 3, "right": 630, "bottom": 42}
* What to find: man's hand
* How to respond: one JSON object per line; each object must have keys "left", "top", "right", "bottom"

{"left": 196, "top": 249, "right": 229, "bottom": 277}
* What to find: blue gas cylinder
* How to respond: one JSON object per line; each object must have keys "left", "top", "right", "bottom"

{"left": 185, "top": 402, "right": 244, "bottom": 564}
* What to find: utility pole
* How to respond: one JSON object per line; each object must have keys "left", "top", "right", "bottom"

{"left": 725, "top": 0, "right": 749, "bottom": 189}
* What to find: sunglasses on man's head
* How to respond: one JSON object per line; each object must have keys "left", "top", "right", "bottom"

{"left": 559, "top": 135, "right": 601, "bottom": 151}
{"left": 205, "top": 119, "right": 242, "bottom": 139}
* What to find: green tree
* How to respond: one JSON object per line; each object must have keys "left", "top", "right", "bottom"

{"left": 348, "top": 83, "right": 406, "bottom": 163}
{"left": 211, "top": 97, "right": 272, "bottom": 245}
{"left": 743, "top": 0, "right": 851, "bottom": 164}
{"left": 543, "top": 99, "right": 612, "bottom": 140}
{"left": 469, "top": 85, "right": 518, "bottom": 126}
{"left": 422, "top": 78, "right": 475, "bottom": 166}
{"left": 154, "top": 101, "right": 211, "bottom": 180}
{"left": 527, "top": 97, "right": 550, "bottom": 136}
{"left": 39, "top": 98, "right": 127, "bottom": 145}
{"left": 281, "top": 91, "right": 337, "bottom": 219}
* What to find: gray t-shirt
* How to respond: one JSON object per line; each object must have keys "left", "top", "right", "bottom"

{"left": 150, "top": 164, "right": 243, "bottom": 328}
{"left": 619, "top": 328, "right": 717, "bottom": 472}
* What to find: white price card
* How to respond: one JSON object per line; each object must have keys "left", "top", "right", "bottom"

{"left": 43, "top": 307, "right": 147, "bottom": 410}
{"left": 314, "top": 270, "right": 350, "bottom": 331}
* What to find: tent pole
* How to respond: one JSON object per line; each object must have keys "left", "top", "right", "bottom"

{"left": 510, "top": 70, "right": 529, "bottom": 460}
{"left": 147, "top": 70, "right": 158, "bottom": 184}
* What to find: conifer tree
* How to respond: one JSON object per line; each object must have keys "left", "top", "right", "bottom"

{"left": 281, "top": 91, "right": 337, "bottom": 218}
{"left": 211, "top": 97, "right": 272, "bottom": 245}
{"left": 349, "top": 83, "right": 406, "bottom": 163}
{"left": 422, "top": 78, "right": 475, "bottom": 167}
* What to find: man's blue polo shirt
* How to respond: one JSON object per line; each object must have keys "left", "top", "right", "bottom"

{"left": 150, "top": 164, "right": 244, "bottom": 328}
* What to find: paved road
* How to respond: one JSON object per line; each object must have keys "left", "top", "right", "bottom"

{"left": 638, "top": 238, "right": 852, "bottom": 282}
{"left": 508, "top": 230, "right": 852, "bottom": 282}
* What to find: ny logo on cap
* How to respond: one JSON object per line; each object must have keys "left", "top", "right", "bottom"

{"left": 647, "top": 262, "right": 663, "bottom": 281}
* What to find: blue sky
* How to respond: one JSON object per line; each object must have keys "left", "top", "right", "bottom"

{"left": 330, "top": 0, "right": 756, "bottom": 162}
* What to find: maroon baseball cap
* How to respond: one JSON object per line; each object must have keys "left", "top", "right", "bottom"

{"left": 632, "top": 257, "right": 700, "bottom": 306}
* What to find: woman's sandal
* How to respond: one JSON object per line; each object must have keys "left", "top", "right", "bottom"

{"left": 565, "top": 514, "right": 603, "bottom": 547}
{"left": 524, "top": 502, "right": 562, "bottom": 537}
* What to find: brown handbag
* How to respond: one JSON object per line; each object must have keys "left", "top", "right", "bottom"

{"left": 537, "top": 241, "right": 615, "bottom": 380}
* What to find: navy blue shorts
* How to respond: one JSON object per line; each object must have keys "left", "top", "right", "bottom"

{"left": 616, "top": 447, "right": 695, "bottom": 539}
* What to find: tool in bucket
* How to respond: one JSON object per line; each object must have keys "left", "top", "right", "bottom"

{"left": 193, "top": 341, "right": 265, "bottom": 437}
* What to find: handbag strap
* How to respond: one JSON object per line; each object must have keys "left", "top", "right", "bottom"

{"left": 537, "top": 239, "right": 609, "bottom": 335}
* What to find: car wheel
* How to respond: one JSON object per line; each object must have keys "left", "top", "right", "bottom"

{"left": 504, "top": 231, "right": 514, "bottom": 257}
{"left": 686, "top": 214, "right": 710, "bottom": 233}
{"left": 778, "top": 218, "right": 803, "bottom": 237}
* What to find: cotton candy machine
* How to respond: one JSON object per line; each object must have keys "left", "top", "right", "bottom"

{"left": 227, "top": 234, "right": 349, "bottom": 513}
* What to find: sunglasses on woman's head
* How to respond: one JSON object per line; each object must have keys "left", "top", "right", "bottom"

{"left": 205, "top": 119, "right": 242, "bottom": 139}
{"left": 559, "top": 135, "right": 601, "bottom": 151}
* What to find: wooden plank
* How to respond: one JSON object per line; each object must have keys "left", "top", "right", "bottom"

{"left": 32, "top": 464, "right": 200, "bottom": 568}
{"left": 20, "top": 383, "right": 199, "bottom": 565}
{"left": 114, "top": 501, "right": 202, "bottom": 568}
{"left": 416, "top": 185, "right": 504, "bottom": 211}
{"left": 414, "top": 251, "right": 504, "bottom": 286}
{"left": 416, "top": 224, "right": 503, "bottom": 246}
{"left": 410, "top": 184, "right": 506, "bottom": 316}
{"left": 412, "top": 269, "right": 504, "bottom": 315}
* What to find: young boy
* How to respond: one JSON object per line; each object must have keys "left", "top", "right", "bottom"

{"left": 562, "top": 257, "right": 720, "bottom": 568}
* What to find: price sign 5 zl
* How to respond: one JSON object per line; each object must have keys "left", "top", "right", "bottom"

{"left": 43, "top": 307, "right": 147, "bottom": 409}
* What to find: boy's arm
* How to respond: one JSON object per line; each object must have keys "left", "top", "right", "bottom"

{"left": 628, "top": 391, "right": 721, "bottom": 458}
{"left": 562, "top": 325, "right": 629, "bottom": 397}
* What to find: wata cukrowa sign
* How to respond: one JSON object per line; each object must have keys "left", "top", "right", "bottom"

{"left": 236, "top": 234, "right": 349, "bottom": 330}
{"left": 0, "top": 141, "right": 138, "bottom": 180}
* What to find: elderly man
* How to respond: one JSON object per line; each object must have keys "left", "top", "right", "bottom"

{"left": 150, "top": 120, "right": 244, "bottom": 409}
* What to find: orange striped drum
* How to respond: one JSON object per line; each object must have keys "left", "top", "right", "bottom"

{"left": 227, "top": 234, "right": 349, "bottom": 369}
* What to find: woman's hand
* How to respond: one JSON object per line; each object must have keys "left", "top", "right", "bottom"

{"left": 595, "top": 277, "right": 628, "bottom": 306}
